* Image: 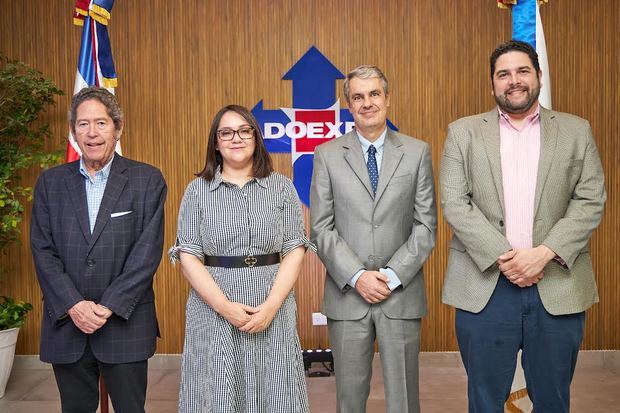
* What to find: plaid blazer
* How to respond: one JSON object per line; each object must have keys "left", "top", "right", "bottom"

{"left": 30, "top": 155, "right": 167, "bottom": 364}
{"left": 440, "top": 108, "right": 606, "bottom": 315}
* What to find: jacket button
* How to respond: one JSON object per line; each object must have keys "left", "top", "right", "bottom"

{"left": 499, "top": 220, "right": 504, "bottom": 227}
{"left": 86, "top": 259, "right": 95, "bottom": 267}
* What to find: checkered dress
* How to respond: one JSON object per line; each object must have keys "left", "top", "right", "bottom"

{"left": 169, "top": 171, "right": 311, "bottom": 413}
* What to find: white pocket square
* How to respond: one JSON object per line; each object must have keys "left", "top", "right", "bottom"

{"left": 111, "top": 211, "right": 133, "bottom": 218}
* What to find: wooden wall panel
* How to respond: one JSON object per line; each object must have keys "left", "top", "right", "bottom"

{"left": 0, "top": 0, "right": 617, "bottom": 355}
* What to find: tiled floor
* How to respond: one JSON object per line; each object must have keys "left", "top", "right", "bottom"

{"left": 1, "top": 351, "right": 619, "bottom": 412}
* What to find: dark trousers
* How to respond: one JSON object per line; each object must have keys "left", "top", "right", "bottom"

{"left": 52, "top": 343, "right": 148, "bottom": 413}
{"left": 456, "top": 275, "right": 585, "bottom": 413}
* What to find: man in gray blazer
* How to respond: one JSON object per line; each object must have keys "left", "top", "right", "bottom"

{"left": 30, "top": 87, "right": 166, "bottom": 412}
{"left": 440, "top": 40, "right": 606, "bottom": 412}
{"left": 311, "top": 65, "right": 437, "bottom": 413}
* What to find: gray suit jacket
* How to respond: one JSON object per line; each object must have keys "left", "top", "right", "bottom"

{"left": 440, "top": 108, "right": 606, "bottom": 315}
{"left": 310, "top": 130, "right": 437, "bottom": 320}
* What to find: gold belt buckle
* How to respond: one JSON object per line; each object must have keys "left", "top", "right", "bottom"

{"left": 244, "top": 254, "right": 258, "bottom": 268}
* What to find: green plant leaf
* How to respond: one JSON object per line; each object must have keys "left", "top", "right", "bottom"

{"left": 0, "top": 53, "right": 64, "bottom": 252}
{"left": 0, "top": 296, "right": 33, "bottom": 330}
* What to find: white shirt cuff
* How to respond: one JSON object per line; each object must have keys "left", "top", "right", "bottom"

{"left": 380, "top": 267, "right": 402, "bottom": 291}
{"left": 349, "top": 269, "right": 365, "bottom": 288}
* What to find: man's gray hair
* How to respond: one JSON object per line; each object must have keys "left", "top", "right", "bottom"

{"left": 343, "top": 65, "right": 389, "bottom": 101}
{"left": 69, "top": 86, "right": 123, "bottom": 131}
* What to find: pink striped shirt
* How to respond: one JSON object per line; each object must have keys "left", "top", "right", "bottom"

{"left": 499, "top": 106, "right": 541, "bottom": 250}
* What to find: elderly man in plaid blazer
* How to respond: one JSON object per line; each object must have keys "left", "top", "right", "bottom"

{"left": 440, "top": 40, "right": 606, "bottom": 413}
{"left": 30, "top": 87, "right": 166, "bottom": 413}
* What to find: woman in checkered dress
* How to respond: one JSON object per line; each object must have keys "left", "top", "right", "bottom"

{"left": 169, "top": 105, "right": 311, "bottom": 412}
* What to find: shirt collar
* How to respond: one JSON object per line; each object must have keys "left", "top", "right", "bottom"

{"left": 208, "top": 166, "right": 268, "bottom": 191}
{"left": 356, "top": 127, "right": 387, "bottom": 154}
{"left": 497, "top": 104, "right": 540, "bottom": 130}
{"left": 254, "top": 176, "right": 269, "bottom": 188}
{"left": 208, "top": 167, "right": 224, "bottom": 191}
{"left": 79, "top": 155, "right": 114, "bottom": 181}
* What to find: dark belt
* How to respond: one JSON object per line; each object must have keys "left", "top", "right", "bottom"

{"left": 204, "top": 253, "right": 280, "bottom": 268}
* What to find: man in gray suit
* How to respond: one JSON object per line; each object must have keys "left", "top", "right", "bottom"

{"left": 310, "top": 65, "right": 437, "bottom": 413}
{"left": 440, "top": 40, "right": 606, "bottom": 412}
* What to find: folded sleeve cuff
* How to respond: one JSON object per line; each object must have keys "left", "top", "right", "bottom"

{"left": 281, "top": 234, "right": 316, "bottom": 257}
{"left": 168, "top": 239, "right": 204, "bottom": 264}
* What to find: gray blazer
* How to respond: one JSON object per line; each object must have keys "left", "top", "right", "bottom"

{"left": 310, "top": 130, "right": 437, "bottom": 320}
{"left": 440, "top": 108, "right": 606, "bottom": 315}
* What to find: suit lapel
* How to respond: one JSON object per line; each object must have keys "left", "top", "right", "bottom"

{"left": 89, "top": 156, "right": 128, "bottom": 250}
{"left": 533, "top": 108, "right": 558, "bottom": 217}
{"left": 480, "top": 109, "right": 505, "bottom": 213}
{"left": 342, "top": 132, "right": 374, "bottom": 197}
{"left": 374, "top": 130, "right": 404, "bottom": 205}
{"left": 64, "top": 163, "right": 92, "bottom": 244}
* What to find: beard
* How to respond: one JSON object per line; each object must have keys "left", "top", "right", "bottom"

{"left": 495, "top": 83, "right": 541, "bottom": 114}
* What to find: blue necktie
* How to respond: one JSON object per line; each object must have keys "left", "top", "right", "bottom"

{"left": 367, "top": 145, "right": 378, "bottom": 195}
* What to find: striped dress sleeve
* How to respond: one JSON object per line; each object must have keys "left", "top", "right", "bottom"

{"left": 280, "top": 177, "right": 316, "bottom": 256}
{"left": 169, "top": 179, "right": 205, "bottom": 263}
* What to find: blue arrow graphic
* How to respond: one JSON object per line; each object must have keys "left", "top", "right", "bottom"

{"left": 293, "top": 155, "right": 315, "bottom": 207}
{"left": 251, "top": 100, "right": 291, "bottom": 153}
{"left": 251, "top": 46, "right": 398, "bottom": 206}
{"left": 283, "top": 46, "right": 345, "bottom": 108}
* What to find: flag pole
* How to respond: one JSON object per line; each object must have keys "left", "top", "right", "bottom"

{"left": 70, "top": 2, "right": 118, "bottom": 412}
{"left": 497, "top": 1, "right": 551, "bottom": 412}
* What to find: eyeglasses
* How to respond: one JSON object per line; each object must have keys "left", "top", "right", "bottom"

{"left": 216, "top": 126, "right": 255, "bottom": 141}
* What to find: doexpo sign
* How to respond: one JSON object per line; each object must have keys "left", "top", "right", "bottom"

{"left": 251, "top": 46, "right": 396, "bottom": 206}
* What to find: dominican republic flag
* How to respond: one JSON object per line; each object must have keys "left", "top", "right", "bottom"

{"left": 67, "top": 0, "right": 120, "bottom": 162}
{"left": 497, "top": 2, "right": 552, "bottom": 412}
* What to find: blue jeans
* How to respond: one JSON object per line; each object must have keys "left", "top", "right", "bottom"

{"left": 456, "top": 275, "right": 585, "bottom": 413}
